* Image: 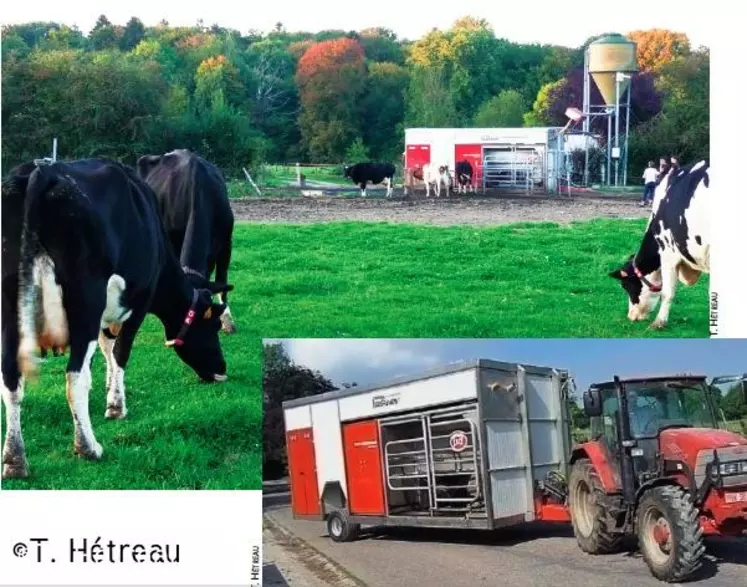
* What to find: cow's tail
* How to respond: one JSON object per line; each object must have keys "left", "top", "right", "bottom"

{"left": 17, "top": 164, "right": 59, "bottom": 378}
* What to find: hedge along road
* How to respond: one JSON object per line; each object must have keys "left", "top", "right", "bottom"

{"left": 265, "top": 506, "right": 747, "bottom": 587}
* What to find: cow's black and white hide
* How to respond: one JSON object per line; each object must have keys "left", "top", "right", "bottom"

{"left": 609, "top": 160, "right": 709, "bottom": 329}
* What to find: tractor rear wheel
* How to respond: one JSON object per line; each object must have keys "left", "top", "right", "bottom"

{"left": 568, "top": 458, "right": 624, "bottom": 554}
{"left": 637, "top": 485, "right": 704, "bottom": 582}
{"left": 327, "top": 510, "right": 360, "bottom": 543}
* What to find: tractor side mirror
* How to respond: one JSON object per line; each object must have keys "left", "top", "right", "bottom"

{"left": 583, "top": 388, "right": 603, "bottom": 417}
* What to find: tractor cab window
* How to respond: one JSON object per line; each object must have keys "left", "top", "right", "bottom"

{"left": 626, "top": 380, "right": 715, "bottom": 438}
{"left": 590, "top": 388, "right": 621, "bottom": 447}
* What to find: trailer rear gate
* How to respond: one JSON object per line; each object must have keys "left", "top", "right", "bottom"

{"left": 282, "top": 359, "right": 572, "bottom": 530}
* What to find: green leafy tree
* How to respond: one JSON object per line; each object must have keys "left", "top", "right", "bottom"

{"left": 474, "top": 89, "right": 527, "bottom": 127}
{"left": 119, "top": 17, "right": 145, "bottom": 52}
{"left": 88, "top": 15, "right": 119, "bottom": 51}
{"left": 406, "top": 65, "right": 457, "bottom": 127}
{"left": 361, "top": 61, "right": 408, "bottom": 160}
{"left": 524, "top": 79, "right": 564, "bottom": 126}
{"left": 345, "top": 137, "right": 369, "bottom": 163}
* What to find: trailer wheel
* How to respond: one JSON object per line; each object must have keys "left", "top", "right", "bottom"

{"left": 568, "top": 458, "right": 623, "bottom": 554}
{"left": 327, "top": 510, "right": 360, "bottom": 543}
{"left": 637, "top": 485, "right": 704, "bottom": 582}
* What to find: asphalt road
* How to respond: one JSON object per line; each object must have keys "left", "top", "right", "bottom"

{"left": 264, "top": 506, "right": 747, "bottom": 587}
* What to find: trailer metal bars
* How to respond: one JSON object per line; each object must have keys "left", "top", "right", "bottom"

{"left": 381, "top": 402, "right": 484, "bottom": 517}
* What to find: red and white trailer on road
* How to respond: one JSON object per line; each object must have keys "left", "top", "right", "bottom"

{"left": 282, "top": 359, "right": 573, "bottom": 539}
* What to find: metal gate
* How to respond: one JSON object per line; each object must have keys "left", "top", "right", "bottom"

{"left": 482, "top": 145, "right": 544, "bottom": 191}
{"left": 380, "top": 403, "right": 484, "bottom": 516}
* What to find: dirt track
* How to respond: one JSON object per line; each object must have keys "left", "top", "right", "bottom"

{"left": 231, "top": 195, "right": 651, "bottom": 226}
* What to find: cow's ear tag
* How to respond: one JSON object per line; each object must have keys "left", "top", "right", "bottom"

{"left": 203, "top": 308, "right": 213, "bottom": 320}
{"left": 620, "top": 270, "right": 628, "bottom": 278}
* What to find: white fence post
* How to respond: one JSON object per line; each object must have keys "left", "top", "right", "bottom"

{"left": 52, "top": 138, "right": 58, "bottom": 162}
{"left": 296, "top": 162, "right": 301, "bottom": 185}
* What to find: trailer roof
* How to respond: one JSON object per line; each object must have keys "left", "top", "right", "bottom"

{"left": 281, "top": 358, "right": 565, "bottom": 410}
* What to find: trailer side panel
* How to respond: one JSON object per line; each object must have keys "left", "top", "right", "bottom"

{"left": 311, "top": 400, "right": 347, "bottom": 498}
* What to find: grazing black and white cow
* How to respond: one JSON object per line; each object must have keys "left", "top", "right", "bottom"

{"left": 343, "top": 162, "right": 396, "bottom": 197}
{"left": 1, "top": 158, "right": 232, "bottom": 479}
{"left": 136, "top": 149, "right": 237, "bottom": 334}
{"left": 609, "top": 160, "right": 709, "bottom": 329}
{"left": 455, "top": 160, "right": 475, "bottom": 194}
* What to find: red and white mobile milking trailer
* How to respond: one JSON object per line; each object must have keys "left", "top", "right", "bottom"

{"left": 281, "top": 359, "right": 573, "bottom": 537}
{"left": 281, "top": 359, "right": 747, "bottom": 583}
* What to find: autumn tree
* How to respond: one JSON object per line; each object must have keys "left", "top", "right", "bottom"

{"left": 474, "top": 89, "right": 527, "bottom": 127}
{"left": 296, "top": 38, "right": 366, "bottom": 161}
{"left": 628, "top": 29, "right": 691, "bottom": 72}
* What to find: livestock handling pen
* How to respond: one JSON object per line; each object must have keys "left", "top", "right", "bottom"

{"left": 281, "top": 359, "right": 747, "bottom": 583}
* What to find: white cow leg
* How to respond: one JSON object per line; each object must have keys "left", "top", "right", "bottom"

{"left": 98, "top": 331, "right": 127, "bottom": 420}
{"left": 386, "top": 177, "right": 392, "bottom": 198}
{"left": 650, "top": 257, "right": 679, "bottom": 330}
{"left": 66, "top": 341, "right": 103, "bottom": 459}
{"left": 2, "top": 377, "right": 29, "bottom": 479}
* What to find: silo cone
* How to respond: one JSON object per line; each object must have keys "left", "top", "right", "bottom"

{"left": 588, "top": 34, "right": 638, "bottom": 105}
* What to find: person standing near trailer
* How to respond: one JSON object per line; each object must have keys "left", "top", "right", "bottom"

{"left": 640, "top": 160, "right": 658, "bottom": 207}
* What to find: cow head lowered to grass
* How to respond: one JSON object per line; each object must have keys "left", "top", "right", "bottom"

{"left": 136, "top": 149, "right": 238, "bottom": 335}
{"left": 166, "top": 281, "right": 234, "bottom": 383}
{"left": 609, "top": 160, "right": 709, "bottom": 329}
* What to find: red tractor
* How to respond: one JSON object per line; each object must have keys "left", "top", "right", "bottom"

{"left": 568, "top": 374, "right": 747, "bottom": 582}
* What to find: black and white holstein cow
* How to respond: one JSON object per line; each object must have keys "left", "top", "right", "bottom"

{"left": 455, "top": 160, "right": 475, "bottom": 194}
{"left": 609, "top": 160, "right": 709, "bottom": 329}
{"left": 136, "top": 149, "right": 237, "bottom": 334}
{"left": 1, "top": 159, "right": 232, "bottom": 479}
{"left": 343, "top": 162, "right": 396, "bottom": 197}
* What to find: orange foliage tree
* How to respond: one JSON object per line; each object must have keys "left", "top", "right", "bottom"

{"left": 296, "top": 38, "right": 366, "bottom": 161}
{"left": 628, "top": 29, "right": 691, "bottom": 73}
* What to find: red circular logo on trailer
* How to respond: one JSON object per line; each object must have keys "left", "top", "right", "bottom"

{"left": 449, "top": 430, "right": 469, "bottom": 453}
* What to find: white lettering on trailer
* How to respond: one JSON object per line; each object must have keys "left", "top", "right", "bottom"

{"left": 339, "top": 369, "right": 478, "bottom": 422}
{"left": 372, "top": 393, "right": 400, "bottom": 408}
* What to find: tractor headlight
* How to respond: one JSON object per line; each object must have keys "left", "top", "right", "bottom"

{"left": 719, "top": 461, "right": 747, "bottom": 476}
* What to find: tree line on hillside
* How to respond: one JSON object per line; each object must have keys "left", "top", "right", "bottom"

{"left": 2, "top": 18, "right": 708, "bottom": 179}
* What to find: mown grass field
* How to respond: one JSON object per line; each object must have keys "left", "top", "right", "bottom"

{"left": 1, "top": 217, "right": 707, "bottom": 490}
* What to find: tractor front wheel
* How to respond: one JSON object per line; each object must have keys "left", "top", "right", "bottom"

{"left": 637, "top": 485, "right": 705, "bottom": 582}
{"left": 568, "top": 458, "right": 624, "bottom": 554}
